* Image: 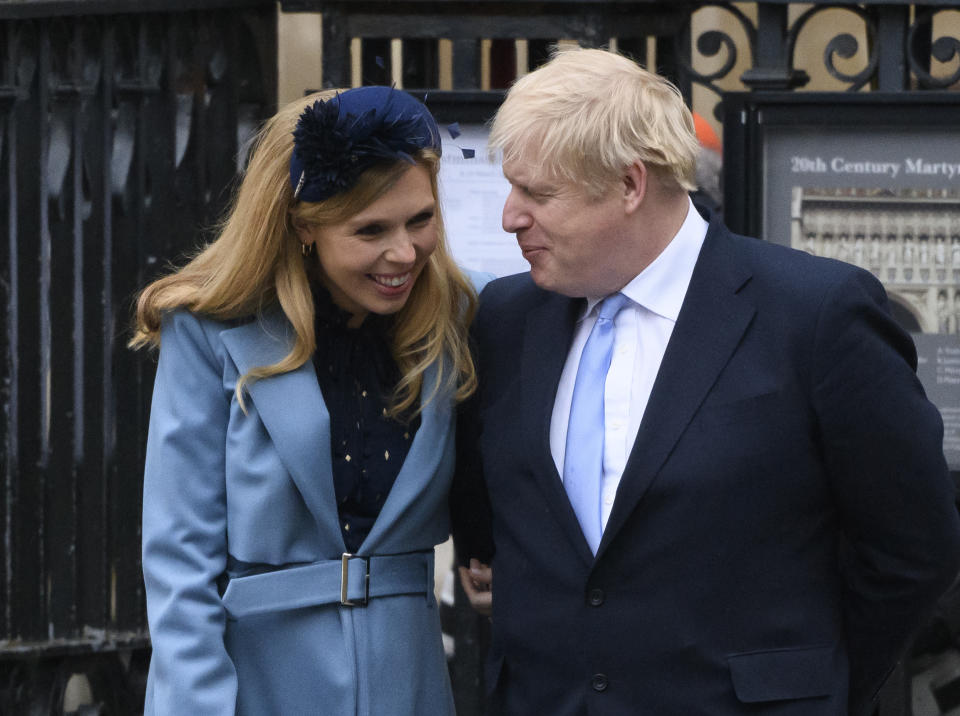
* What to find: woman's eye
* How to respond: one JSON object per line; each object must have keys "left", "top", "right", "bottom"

{"left": 408, "top": 211, "right": 434, "bottom": 227}
{"left": 356, "top": 224, "right": 383, "bottom": 236}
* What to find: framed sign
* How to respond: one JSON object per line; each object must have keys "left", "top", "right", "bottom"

{"left": 413, "top": 90, "right": 528, "bottom": 278}
{"left": 722, "top": 92, "right": 960, "bottom": 468}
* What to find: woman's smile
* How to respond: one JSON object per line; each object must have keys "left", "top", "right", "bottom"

{"left": 298, "top": 164, "right": 439, "bottom": 326}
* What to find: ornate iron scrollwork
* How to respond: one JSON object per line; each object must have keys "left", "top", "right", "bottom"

{"left": 787, "top": 4, "right": 878, "bottom": 91}
{"left": 908, "top": 8, "right": 960, "bottom": 89}
{"left": 681, "top": 2, "right": 756, "bottom": 121}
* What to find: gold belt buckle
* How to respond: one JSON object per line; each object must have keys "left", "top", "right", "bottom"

{"left": 340, "top": 553, "right": 370, "bottom": 606}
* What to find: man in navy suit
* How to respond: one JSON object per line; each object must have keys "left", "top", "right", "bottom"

{"left": 451, "top": 47, "right": 960, "bottom": 716}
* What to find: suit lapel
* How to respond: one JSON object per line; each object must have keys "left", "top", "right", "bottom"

{"left": 521, "top": 292, "right": 597, "bottom": 564}
{"left": 220, "top": 310, "right": 345, "bottom": 551}
{"left": 598, "top": 223, "right": 755, "bottom": 557}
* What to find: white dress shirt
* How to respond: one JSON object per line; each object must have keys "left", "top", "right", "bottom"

{"left": 550, "top": 198, "right": 708, "bottom": 529}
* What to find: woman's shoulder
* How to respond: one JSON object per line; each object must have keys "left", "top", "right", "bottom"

{"left": 161, "top": 308, "right": 257, "bottom": 338}
{"left": 460, "top": 267, "right": 496, "bottom": 295}
{"left": 159, "top": 308, "right": 274, "bottom": 362}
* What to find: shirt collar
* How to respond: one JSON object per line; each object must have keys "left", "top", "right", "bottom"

{"left": 584, "top": 197, "right": 708, "bottom": 322}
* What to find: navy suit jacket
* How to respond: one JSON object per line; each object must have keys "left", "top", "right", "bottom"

{"left": 452, "top": 215, "right": 960, "bottom": 716}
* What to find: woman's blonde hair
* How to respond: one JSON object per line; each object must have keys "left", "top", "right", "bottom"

{"left": 130, "top": 90, "right": 477, "bottom": 418}
{"left": 489, "top": 47, "right": 700, "bottom": 196}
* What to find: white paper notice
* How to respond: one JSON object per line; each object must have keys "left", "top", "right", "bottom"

{"left": 439, "top": 125, "right": 529, "bottom": 279}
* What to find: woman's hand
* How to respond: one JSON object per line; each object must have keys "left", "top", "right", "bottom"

{"left": 457, "top": 558, "right": 492, "bottom": 617}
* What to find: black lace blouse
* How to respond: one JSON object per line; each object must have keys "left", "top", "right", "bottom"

{"left": 311, "top": 285, "right": 421, "bottom": 553}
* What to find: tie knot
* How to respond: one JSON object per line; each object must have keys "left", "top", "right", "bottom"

{"left": 597, "top": 292, "right": 630, "bottom": 323}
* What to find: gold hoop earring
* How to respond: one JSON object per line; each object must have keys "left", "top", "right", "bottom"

{"left": 301, "top": 242, "right": 314, "bottom": 258}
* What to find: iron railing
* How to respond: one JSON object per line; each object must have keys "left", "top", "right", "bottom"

{"left": 0, "top": 2, "right": 276, "bottom": 711}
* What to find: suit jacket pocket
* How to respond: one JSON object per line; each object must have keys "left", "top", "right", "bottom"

{"left": 728, "top": 644, "right": 837, "bottom": 703}
{"left": 696, "top": 390, "right": 783, "bottom": 429}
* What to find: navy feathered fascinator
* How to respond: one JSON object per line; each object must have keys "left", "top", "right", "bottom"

{"left": 289, "top": 86, "right": 441, "bottom": 202}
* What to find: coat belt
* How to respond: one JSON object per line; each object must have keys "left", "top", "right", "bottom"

{"left": 221, "top": 550, "right": 435, "bottom": 618}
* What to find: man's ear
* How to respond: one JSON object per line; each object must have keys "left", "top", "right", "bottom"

{"left": 622, "top": 161, "right": 647, "bottom": 214}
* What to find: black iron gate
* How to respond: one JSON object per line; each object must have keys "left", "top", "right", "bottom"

{"left": 0, "top": 2, "right": 276, "bottom": 712}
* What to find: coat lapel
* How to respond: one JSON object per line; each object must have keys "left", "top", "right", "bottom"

{"left": 598, "top": 223, "right": 755, "bottom": 557}
{"left": 521, "top": 292, "right": 597, "bottom": 564}
{"left": 360, "top": 361, "right": 453, "bottom": 552}
{"left": 220, "top": 310, "right": 345, "bottom": 551}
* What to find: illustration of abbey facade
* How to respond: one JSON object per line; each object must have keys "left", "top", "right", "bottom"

{"left": 791, "top": 187, "right": 960, "bottom": 334}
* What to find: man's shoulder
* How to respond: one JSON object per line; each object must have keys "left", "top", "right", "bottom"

{"left": 714, "top": 224, "right": 875, "bottom": 294}
{"left": 478, "top": 272, "right": 549, "bottom": 311}
{"left": 482, "top": 271, "right": 537, "bottom": 295}
{"left": 473, "top": 272, "right": 567, "bottom": 341}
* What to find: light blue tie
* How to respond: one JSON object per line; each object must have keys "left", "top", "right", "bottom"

{"left": 563, "top": 292, "right": 631, "bottom": 554}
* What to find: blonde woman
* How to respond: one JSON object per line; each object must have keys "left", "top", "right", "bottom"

{"left": 133, "top": 86, "right": 485, "bottom": 715}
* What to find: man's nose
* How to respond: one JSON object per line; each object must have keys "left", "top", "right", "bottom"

{"left": 502, "top": 189, "right": 532, "bottom": 233}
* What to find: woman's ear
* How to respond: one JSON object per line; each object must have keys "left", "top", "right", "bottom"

{"left": 292, "top": 217, "right": 316, "bottom": 246}
{"left": 622, "top": 161, "right": 647, "bottom": 214}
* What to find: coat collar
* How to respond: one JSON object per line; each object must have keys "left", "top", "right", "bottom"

{"left": 362, "top": 361, "right": 450, "bottom": 552}
{"left": 219, "top": 307, "right": 451, "bottom": 554}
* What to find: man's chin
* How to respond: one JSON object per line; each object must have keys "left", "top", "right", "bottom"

{"left": 528, "top": 266, "right": 553, "bottom": 291}
{"left": 529, "top": 271, "right": 581, "bottom": 297}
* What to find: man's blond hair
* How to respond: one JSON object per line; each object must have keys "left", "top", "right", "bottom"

{"left": 489, "top": 47, "right": 700, "bottom": 195}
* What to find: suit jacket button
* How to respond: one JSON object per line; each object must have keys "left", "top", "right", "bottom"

{"left": 591, "top": 674, "right": 608, "bottom": 692}
{"left": 587, "top": 588, "right": 605, "bottom": 606}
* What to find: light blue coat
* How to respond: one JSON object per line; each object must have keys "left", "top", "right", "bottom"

{"left": 141, "top": 298, "right": 471, "bottom": 715}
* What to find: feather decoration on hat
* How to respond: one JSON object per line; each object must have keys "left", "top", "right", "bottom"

{"left": 292, "top": 95, "right": 432, "bottom": 202}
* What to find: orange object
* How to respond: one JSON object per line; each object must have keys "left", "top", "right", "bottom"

{"left": 693, "top": 112, "right": 721, "bottom": 153}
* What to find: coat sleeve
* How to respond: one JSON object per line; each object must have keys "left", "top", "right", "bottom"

{"left": 810, "top": 269, "right": 960, "bottom": 715}
{"left": 451, "top": 385, "right": 496, "bottom": 567}
{"left": 450, "top": 280, "right": 497, "bottom": 567}
{"left": 142, "top": 310, "right": 237, "bottom": 715}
